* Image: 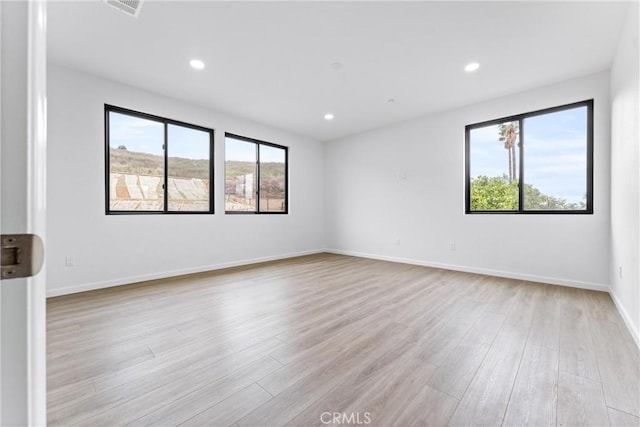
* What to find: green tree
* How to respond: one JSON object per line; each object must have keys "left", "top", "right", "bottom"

{"left": 470, "top": 175, "right": 519, "bottom": 210}
{"left": 523, "top": 185, "right": 585, "bottom": 210}
{"left": 498, "top": 122, "right": 519, "bottom": 182}
{"left": 471, "top": 175, "right": 586, "bottom": 211}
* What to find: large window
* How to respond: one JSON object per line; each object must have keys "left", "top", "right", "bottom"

{"left": 225, "top": 134, "right": 288, "bottom": 214}
{"left": 465, "top": 100, "right": 593, "bottom": 214}
{"left": 105, "top": 105, "right": 214, "bottom": 214}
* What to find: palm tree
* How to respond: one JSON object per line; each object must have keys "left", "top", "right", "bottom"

{"left": 498, "top": 122, "right": 519, "bottom": 182}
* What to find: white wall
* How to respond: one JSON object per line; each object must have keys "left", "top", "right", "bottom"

{"left": 1, "top": 2, "right": 29, "bottom": 423}
{"left": 47, "top": 64, "right": 325, "bottom": 296}
{"left": 610, "top": 1, "right": 639, "bottom": 344}
{"left": 325, "top": 72, "right": 611, "bottom": 291}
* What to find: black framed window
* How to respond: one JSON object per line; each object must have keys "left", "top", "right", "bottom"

{"left": 225, "top": 133, "right": 288, "bottom": 214}
{"left": 105, "top": 105, "right": 214, "bottom": 214}
{"left": 465, "top": 99, "right": 593, "bottom": 214}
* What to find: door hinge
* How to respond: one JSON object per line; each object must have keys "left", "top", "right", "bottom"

{"left": 1, "top": 234, "right": 44, "bottom": 280}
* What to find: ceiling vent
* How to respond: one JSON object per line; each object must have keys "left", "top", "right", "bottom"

{"left": 104, "top": 0, "right": 144, "bottom": 18}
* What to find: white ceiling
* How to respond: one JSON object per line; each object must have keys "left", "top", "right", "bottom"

{"left": 48, "top": 1, "right": 630, "bottom": 142}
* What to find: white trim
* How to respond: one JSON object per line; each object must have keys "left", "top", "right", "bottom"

{"left": 46, "top": 249, "right": 324, "bottom": 297}
{"left": 47, "top": 247, "right": 638, "bottom": 348}
{"left": 609, "top": 289, "right": 640, "bottom": 349}
{"left": 325, "top": 248, "right": 610, "bottom": 292}
{"left": 0, "top": 1, "right": 3, "bottom": 419}
{"left": 27, "top": 1, "right": 47, "bottom": 424}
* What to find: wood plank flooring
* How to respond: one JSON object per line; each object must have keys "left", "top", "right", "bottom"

{"left": 47, "top": 253, "right": 640, "bottom": 426}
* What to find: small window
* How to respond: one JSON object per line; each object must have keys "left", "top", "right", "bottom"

{"left": 465, "top": 100, "right": 593, "bottom": 214}
{"left": 106, "top": 105, "right": 214, "bottom": 214}
{"left": 225, "top": 134, "right": 288, "bottom": 214}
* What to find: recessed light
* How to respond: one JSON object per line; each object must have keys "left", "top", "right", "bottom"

{"left": 324, "top": 113, "right": 334, "bottom": 121}
{"left": 190, "top": 59, "right": 205, "bottom": 70}
{"left": 387, "top": 98, "right": 395, "bottom": 103}
{"left": 464, "top": 62, "right": 480, "bottom": 72}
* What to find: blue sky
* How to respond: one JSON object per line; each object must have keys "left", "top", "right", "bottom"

{"left": 225, "top": 137, "right": 285, "bottom": 163}
{"left": 109, "top": 112, "right": 284, "bottom": 163}
{"left": 109, "top": 112, "right": 210, "bottom": 159}
{"left": 469, "top": 106, "right": 587, "bottom": 203}
{"left": 225, "top": 138, "right": 255, "bottom": 162}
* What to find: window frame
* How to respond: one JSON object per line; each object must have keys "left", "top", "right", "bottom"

{"left": 105, "top": 104, "right": 215, "bottom": 215}
{"left": 464, "top": 99, "right": 594, "bottom": 215}
{"left": 224, "top": 133, "right": 289, "bottom": 215}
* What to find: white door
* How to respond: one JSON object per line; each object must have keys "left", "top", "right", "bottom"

{"left": 0, "top": 0, "right": 47, "bottom": 425}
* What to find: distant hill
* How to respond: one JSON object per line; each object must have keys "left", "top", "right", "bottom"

{"left": 225, "top": 161, "right": 285, "bottom": 181}
{"left": 110, "top": 147, "right": 285, "bottom": 180}
{"left": 110, "top": 148, "right": 209, "bottom": 179}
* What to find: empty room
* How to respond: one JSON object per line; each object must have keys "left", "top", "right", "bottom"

{"left": 0, "top": 0, "right": 638, "bottom": 426}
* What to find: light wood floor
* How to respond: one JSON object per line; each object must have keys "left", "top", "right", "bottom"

{"left": 47, "top": 254, "right": 640, "bottom": 426}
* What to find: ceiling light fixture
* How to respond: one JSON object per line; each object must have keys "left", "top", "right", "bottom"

{"left": 464, "top": 62, "right": 480, "bottom": 72}
{"left": 190, "top": 59, "right": 205, "bottom": 70}
{"left": 324, "top": 113, "right": 334, "bottom": 121}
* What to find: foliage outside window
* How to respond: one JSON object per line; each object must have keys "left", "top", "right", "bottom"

{"left": 225, "top": 134, "right": 288, "bottom": 214}
{"left": 106, "top": 105, "right": 214, "bottom": 214}
{"left": 465, "top": 100, "right": 593, "bottom": 214}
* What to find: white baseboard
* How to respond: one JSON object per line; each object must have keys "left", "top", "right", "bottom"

{"left": 326, "top": 248, "right": 640, "bottom": 347}
{"left": 46, "top": 249, "right": 324, "bottom": 298}
{"left": 609, "top": 289, "right": 640, "bottom": 349}
{"left": 49, "top": 247, "right": 637, "bottom": 348}
{"left": 47, "top": 249, "right": 640, "bottom": 348}
{"left": 325, "top": 248, "right": 610, "bottom": 292}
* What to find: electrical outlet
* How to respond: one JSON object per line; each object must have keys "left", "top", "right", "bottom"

{"left": 450, "top": 243, "right": 456, "bottom": 251}
{"left": 65, "top": 256, "right": 74, "bottom": 267}
{"left": 395, "top": 238, "right": 401, "bottom": 246}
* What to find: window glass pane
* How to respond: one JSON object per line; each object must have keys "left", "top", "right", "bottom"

{"left": 469, "top": 121, "right": 520, "bottom": 211}
{"left": 523, "top": 107, "right": 587, "bottom": 211}
{"left": 167, "top": 124, "right": 210, "bottom": 212}
{"left": 109, "top": 112, "right": 164, "bottom": 211}
{"left": 225, "top": 137, "right": 257, "bottom": 211}
{"left": 259, "top": 145, "right": 286, "bottom": 212}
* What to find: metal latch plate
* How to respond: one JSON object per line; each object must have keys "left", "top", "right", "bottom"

{"left": 1, "top": 234, "right": 44, "bottom": 280}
